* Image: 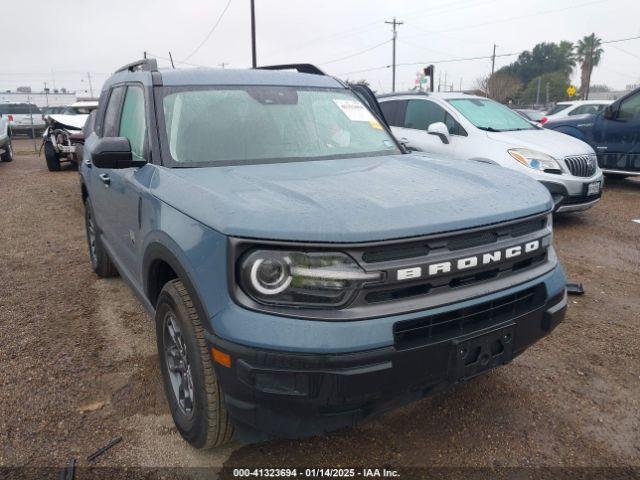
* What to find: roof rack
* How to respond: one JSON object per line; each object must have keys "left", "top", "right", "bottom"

{"left": 257, "top": 63, "right": 326, "bottom": 76}
{"left": 377, "top": 91, "right": 430, "bottom": 99}
{"left": 115, "top": 58, "right": 159, "bottom": 74}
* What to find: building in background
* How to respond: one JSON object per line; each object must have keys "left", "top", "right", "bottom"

{"left": 0, "top": 90, "right": 83, "bottom": 108}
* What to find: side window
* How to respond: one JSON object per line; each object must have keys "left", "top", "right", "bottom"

{"left": 379, "top": 100, "right": 406, "bottom": 127}
{"left": 570, "top": 105, "right": 599, "bottom": 116}
{"left": 618, "top": 93, "right": 640, "bottom": 120}
{"left": 102, "top": 86, "right": 126, "bottom": 137}
{"left": 119, "top": 86, "right": 147, "bottom": 160}
{"left": 444, "top": 112, "right": 467, "bottom": 136}
{"left": 403, "top": 100, "right": 446, "bottom": 131}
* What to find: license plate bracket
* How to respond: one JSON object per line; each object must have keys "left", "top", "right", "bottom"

{"left": 450, "top": 324, "right": 515, "bottom": 381}
{"left": 585, "top": 181, "right": 601, "bottom": 196}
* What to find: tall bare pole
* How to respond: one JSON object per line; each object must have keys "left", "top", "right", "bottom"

{"left": 491, "top": 44, "right": 497, "bottom": 76}
{"left": 585, "top": 42, "right": 594, "bottom": 100}
{"left": 385, "top": 17, "right": 403, "bottom": 92}
{"left": 250, "top": 0, "right": 257, "bottom": 68}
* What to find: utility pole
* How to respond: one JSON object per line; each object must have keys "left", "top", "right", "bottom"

{"left": 491, "top": 44, "right": 497, "bottom": 76}
{"left": 459, "top": 77, "right": 463, "bottom": 92}
{"left": 585, "top": 41, "right": 594, "bottom": 100}
{"left": 218, "top": 62, "right": 230, "bottom": 69}
{"left": 545, "top": 82, "right": 550, "bottom": 105}
{"left": 250, "top": 0, "right": 257, "bottom": 68}
{"left": 43, "top": 82, "right": 49, "bottom": 106}
{"left": 385, "top": 17, "right": 403, "bottom": 92}
{"left": 438, "top": 71, "right": 442, "bottom": 92}
{"left": 535, "top": 76, "right": 542, "bottom": 105}
{"left": 444, "top": 71, "right": 448, "bottom": 92}
{"left": 86, "top": 72, "right": 94, "bottom": 98}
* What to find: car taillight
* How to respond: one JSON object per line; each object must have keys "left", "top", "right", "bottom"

{"left": 540, "top": 117, "right": 548, "bottom": 124}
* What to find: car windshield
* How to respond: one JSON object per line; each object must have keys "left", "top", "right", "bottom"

{"left": 448, "top": 98, "right": 535, "bottom": 132}
{"left": 161, "top": 86, "right": 399, "bottom": 165}
{"left": 546, "top": 104, "right": 571, "bottom": 116}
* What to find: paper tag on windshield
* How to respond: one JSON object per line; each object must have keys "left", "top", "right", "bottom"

{"left": 333, "top": 99, "right": 375, "bottom": 122}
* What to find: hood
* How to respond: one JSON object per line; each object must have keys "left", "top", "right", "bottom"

{"left": 486, "top": 127, "right": 595, "bottom": 157}
{"left": 47, "top": 114, "right": 88, "bottom": 130}
{"left": 150, "top": 155, "right": 553, "bottom": 243}
{"left": 544, "top": 113, "right": 596, "bottom": 128}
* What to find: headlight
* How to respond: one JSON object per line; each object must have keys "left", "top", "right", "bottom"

{"left": 239, "top": 250, "right": 382, "bottom": 308}
{"left": 508, "top": 148, "right": 560, "bottom": 171}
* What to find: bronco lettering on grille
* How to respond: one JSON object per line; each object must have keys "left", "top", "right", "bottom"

{"left": 396, "top": 240, "right": 541, "bottom": 281}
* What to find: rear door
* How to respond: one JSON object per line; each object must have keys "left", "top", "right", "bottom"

{"left": 88, "top": 85, "right": 126, "bottom": 243}
{"left": 593, "top": 90, "right": 640, "bottom": 173}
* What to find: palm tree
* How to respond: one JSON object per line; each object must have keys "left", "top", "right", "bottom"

{"left": 576, "top": 34, "right": 604, "bottom": 99}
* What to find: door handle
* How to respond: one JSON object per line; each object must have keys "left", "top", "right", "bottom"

{"left": 84, "top": 158, "right": 92, "bottom": 168}
{"left": 98, "top": 173, "right": 110, "bottom": 186}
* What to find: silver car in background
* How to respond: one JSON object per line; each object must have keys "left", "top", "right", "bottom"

{"left": 378, "top": 92, "right": 604, "bottom": 213}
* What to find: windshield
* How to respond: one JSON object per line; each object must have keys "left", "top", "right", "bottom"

{"left": 448, "top": 98, "right": 535, "bottom": 132}
{"left": 546, "top": 104, "right": 571, "bottom": 116}
{"left": 161, "top": 86, "right": 399, "bottom": 165}
{"left": 0, "top": 103, "right": 42, "bottom": 115}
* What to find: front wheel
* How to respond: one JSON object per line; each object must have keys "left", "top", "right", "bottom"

{"left": 44, "top": 141, "right": 61, "bottom": 171}
{"left": 1, "top": 140, "right": 13, "bottom": 162}
{"left": 156, "top": 279, "right": 234, "bottom": 449}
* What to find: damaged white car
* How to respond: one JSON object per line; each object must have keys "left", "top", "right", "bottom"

{"left": 42, "top": 101, "right": 98, "bottom": 171}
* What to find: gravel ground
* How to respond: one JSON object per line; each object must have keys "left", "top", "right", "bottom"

{"left": 0, "top": 139, "right": 638, "bottom": 478}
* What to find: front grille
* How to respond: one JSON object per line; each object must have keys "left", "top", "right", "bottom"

{"left": 360, "top": 217, "right": 545, "bottom": 263}
{"left": 393, "top": 285, "right": 544, "bottom": 348}
{"left": 564, "top": 155, "right": 597, "bottom": 177}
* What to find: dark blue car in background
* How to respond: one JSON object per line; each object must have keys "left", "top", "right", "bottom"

{"left": 544, "top": 87, "right": 640, "bottom": 178}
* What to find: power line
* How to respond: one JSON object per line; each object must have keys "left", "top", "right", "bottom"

{"left": 608, "top": 44, "right": 640, "bottom": 60}
{"left": 384, "top": 18, "right": 404, "bottom": 92}
{"left": 336, "top": 52, "right": 518, "bottom": 77}
{"left": 319, "top": 39, "right": 392, "bottom": 65}
{"left": 602, "top": 34, "right": 640, "bottom": 44}
{"left": 182, "top": 0, "right": 233, "bottom": 62}
{"left": 405, "top": 0, "right": 609, "bottom": 39}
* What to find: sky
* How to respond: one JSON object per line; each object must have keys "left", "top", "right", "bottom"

{"left": 2, "top": 0, "right": 639, "bottom": 96}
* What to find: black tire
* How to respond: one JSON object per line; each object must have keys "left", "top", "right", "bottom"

{"left": 604, "top": 173, "right": 629, "bottom": 180}
{"left": 156, "top": 279, "right": 234, "bottom": 449}
{"left": 84, "top": 199, "right": 118, "bottom": 278}
{"left": 1, "top": 140, "right": 13, "bottom": 162}
{"left": 44, "top": 141, "right": 61, "bottom": 172}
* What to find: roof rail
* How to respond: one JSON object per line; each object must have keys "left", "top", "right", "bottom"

{"left": 377, "top": 91, "right": 430, "bottom": 99}
{"left": 115, "top": 58, "right": 159, "bottom": 74}
{"left": 257, "top": 64, "right": 326, "bottom": 76}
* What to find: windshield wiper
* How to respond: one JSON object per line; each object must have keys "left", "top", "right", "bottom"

{"left": 476, "top": 126, "right": 503, "bottom": 132}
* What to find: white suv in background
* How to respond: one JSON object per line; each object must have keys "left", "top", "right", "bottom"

{"left": 378, "top": 92, "right": 604, "bottom": 213}
{"left": 540, "top": 100, "right": 612, "bottom": 124}
{"left": 0, "top": 102, "right": 46, "bottom": 138}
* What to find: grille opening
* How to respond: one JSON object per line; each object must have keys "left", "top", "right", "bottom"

{"left": 362, "top": 242, "right": 429, "bottom": 263}
{"left": 565, "top": 155, "right": 597, "bottom": 177}
{"left": 512, "top": 252, "right": 545, "bottom": 272}
{"left": 510, "top": 218, "right": 546, "bottom": 237}
{"left": 393, "top": 285, "right": 543, "bottom": 348}
{"left": 365, "top": 283, "right": 431, "bottom": 304}
{"left": 448, "top": 231, "right": 498, "bottom": 251}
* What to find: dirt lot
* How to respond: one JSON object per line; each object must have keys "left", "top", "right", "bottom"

{"left": 1, "top": 138, "right": 638, "bottom": 477}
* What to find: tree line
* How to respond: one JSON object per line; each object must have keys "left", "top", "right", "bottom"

{"left": 476, "top": 33, "right": 604, "bottom": 105}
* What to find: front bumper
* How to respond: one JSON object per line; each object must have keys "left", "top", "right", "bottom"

{"left": 208, "top": 268, "right": 567, "bottom": 441}
{"left": 540, "top": 175, "right": 603, "bottom": 213}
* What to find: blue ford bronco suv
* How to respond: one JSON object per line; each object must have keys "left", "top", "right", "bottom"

{"left": 80, "top": 58, "right": 567, "bottom": 448}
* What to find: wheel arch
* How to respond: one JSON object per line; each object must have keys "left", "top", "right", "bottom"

{"left": 143, "top": 241, "right": 212, "bottom": 331}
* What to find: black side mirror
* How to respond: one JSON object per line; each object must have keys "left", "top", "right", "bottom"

{"left": 91, "top": 137, "right": 144, "bottom": 168}
{"left": 603, "top": 105, "right": 615, "bottom": 120}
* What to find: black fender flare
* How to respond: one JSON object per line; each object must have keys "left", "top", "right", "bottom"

{"left": 142, "top": 241, "right": 213, "bottom": 332}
